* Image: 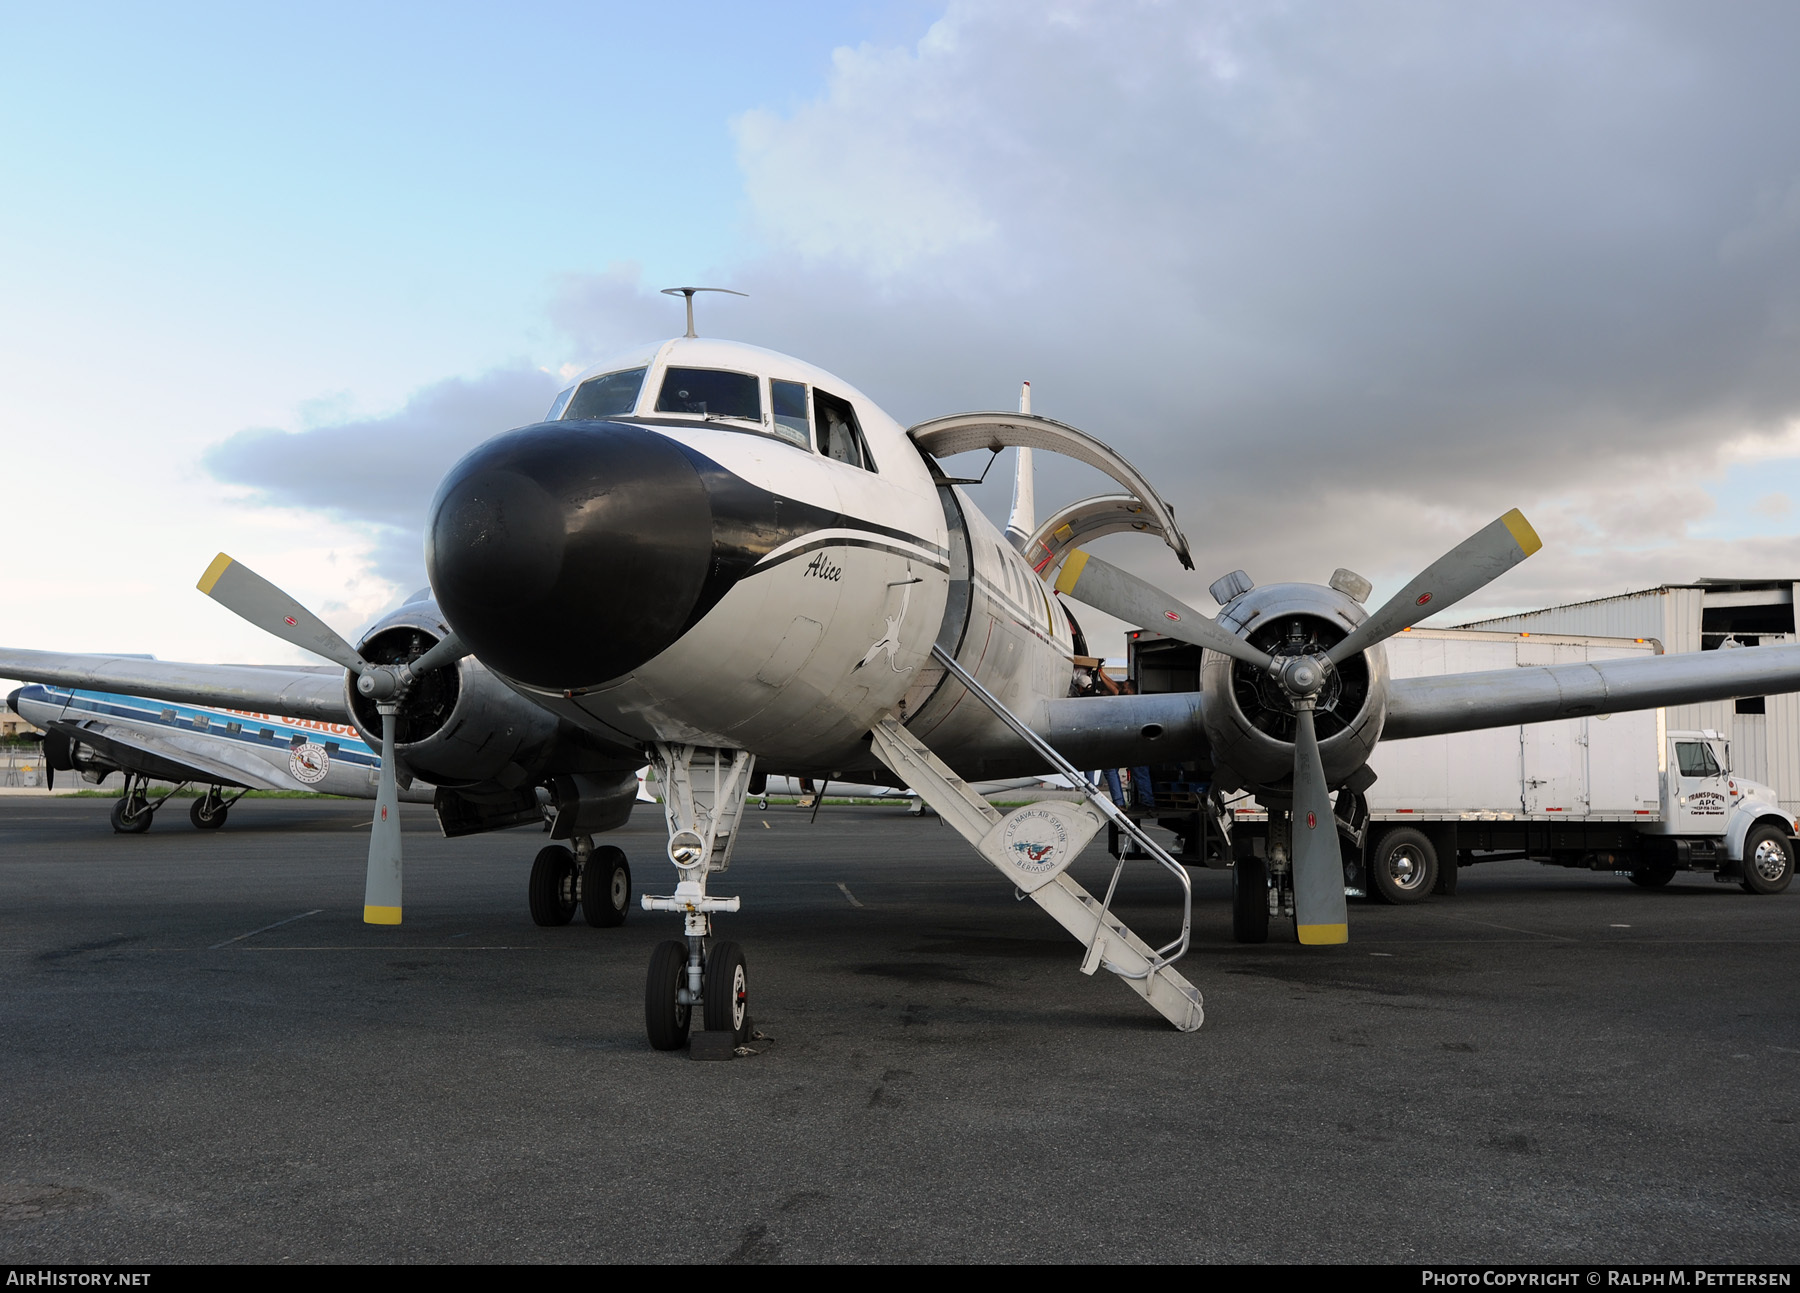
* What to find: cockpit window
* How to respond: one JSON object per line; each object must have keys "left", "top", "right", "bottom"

{"left": 564, "top": 367, "right": 646, "bottom": 420}
{"left": 815, "top": 389, "right": 874, "bottom": 471}
{"left": 770, "top": 379, "right": 810, "bottom": 448}
{"left": 656, "top": 368, "right": 762, "bottom": 422}
{"left": 546, "top": 387, "right": 575, "bottom": 421}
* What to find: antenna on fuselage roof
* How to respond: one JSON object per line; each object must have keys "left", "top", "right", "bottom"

{"left": 660, "top": 286, "right": 747, "bottom": 338}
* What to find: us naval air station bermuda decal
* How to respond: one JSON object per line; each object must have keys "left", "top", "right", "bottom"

{"left": 1003, "top": 806, "right": 1072, "bottom": 877}
{"left": 289, "top": 741, "right": 330, "bottom": 785}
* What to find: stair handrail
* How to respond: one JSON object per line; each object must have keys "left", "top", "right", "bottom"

{"left": 927, "top": 645, "right": 1192, "bottom": 975}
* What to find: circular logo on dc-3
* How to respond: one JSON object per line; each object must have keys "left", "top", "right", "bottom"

{"left": 1002, "top": 807, "right": 1071, "bottom": 876}
{"left": 289, "top": 741, "right": 330, "bottom": 785}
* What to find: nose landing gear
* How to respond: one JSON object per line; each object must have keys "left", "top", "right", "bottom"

{"left": 641, "top": 744, "right": 756, "bottom": 1053}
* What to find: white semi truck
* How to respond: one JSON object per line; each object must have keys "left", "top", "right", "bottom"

{"left": 1129, "top": 628, "right": 1798, "bottom": 938}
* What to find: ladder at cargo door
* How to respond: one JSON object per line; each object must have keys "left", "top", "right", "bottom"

{"left": 866, "top": 648, "right": 1203, "bottom": 1032}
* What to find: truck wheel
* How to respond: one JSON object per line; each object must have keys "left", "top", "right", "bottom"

{"left": 1626, "top": 865, "right": 1677, "bottom": 888}
{"left": 1368, "top": 828, "right": 1437, "bottom": 905}
{"left": 1231, "top": 857, "right": 1270, "bottom": 944}
{"left": 1740, "top": 825, "right": 1793, "bottom": 895}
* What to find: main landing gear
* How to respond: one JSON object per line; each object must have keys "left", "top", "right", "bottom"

{"left": 641, "top": 744, "right": 756, "bottom": 1053}
{"left": 109, "top": 777, "right": 248, "bottom": 834}
{"left": 189, "top": 784, "right": 247, "bottom": 831}
{"left": 528, "top": 837, "right": 633, "bottom": 927}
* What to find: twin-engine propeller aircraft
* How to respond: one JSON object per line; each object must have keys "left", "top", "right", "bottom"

{"left": 8, "top": 297, "right": 1800, "bottom": 1046}
{"left": 7, "top": 680, "right": 435, "bottom": 832}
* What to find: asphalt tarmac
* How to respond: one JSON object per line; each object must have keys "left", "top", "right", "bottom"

{"left": 2, "top": 795, "right": 1797, "bottom": 1264}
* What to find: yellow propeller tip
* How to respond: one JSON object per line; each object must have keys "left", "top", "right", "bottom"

{"left": 1500, "top": 509, "right": 1542, "bottom": 558}
{"left": 363, "top": 906, "right": 402, "bottom": 925}
{"left": 1297, "top": 923, "right": 1348, "bottom": 945}
{"left": 197, "top": 552, "right": 234, "bottom": 595}
{"left": 1052, "top": 549, "right": 1089, "bottom": 595}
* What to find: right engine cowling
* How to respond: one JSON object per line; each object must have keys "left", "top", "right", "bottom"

{"left": 1198, "top": 581, "right": 1390, "bottom": 791}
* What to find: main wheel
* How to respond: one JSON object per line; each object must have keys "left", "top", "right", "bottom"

{"left": 1626, "top": 864, "right": 1677, "bottom": 888}
{"left": 1740, "top": 825, "right": 1794, "bottom": 895}
{"left": 703, "top": 940, "right": 750, "bottom": 1044}
{"left": 582, "top": 846, "right": 631, "bottom": 927}
{"left": 528, "top": 845, "right": 578, "bottom": 926}
{"left": 190, "top": 797, "right": 228, "bottom": 830}
{"left": 111, "top": 793, "right": 151, "bottom": 834}
{"left": 1231, "top": 856, "right": 1270, "bottom": 944}
{"left": 645, "top": 939, "right": 693, "bottom": 1051}
{"left": 1368, "top": 827, "right": 1437, "bottom": 904}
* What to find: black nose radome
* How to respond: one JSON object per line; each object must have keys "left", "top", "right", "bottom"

{"left": 426, "top": 422, "right": 714, "bottom": 689}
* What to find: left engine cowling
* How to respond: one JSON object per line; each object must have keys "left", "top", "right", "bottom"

{"left": 344, "top": 598, "right": 560, "bottom": 788}
{"left": 1199, "top": 581, "right": 1390, "bottom": 790}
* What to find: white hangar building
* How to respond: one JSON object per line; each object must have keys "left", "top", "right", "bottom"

{"left": 1463, "top": 579, "right": 1800, "bottom": 812}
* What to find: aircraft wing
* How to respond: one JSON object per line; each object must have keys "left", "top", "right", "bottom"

{"left": 46, "top": 719, "right": 262, "bottom": 789}
{"left": 0, "top": 648, "right": 348, "bottom": 722}
{"left": 1384, "top": 642, "right": 1800, "bottom": 741}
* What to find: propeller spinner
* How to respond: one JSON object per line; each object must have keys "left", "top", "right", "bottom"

{"left": 196, "top": 554, "right": 469, "bottom": 925}
{"left": 1054, "top": 508, "right": 1542, "bottom": 945}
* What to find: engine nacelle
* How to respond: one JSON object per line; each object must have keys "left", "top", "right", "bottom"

{"left": 1198, "top": 582, "right": 1389, "bottom": 791}
{"left": 345, "top": 598, "right": 561, "bottom": 788}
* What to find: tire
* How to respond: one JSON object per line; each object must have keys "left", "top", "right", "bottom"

{"left": 1231, "top": 856, "right": 1270, "bottom": 944}
{"left": 190, "top": 798, "right": 228, "bottom": 831}
{"left": 645, "top": 939, "right": 693, "bottom": 1051}
{"left": 1626, "top": 864, "right": 1677, "bottom": 889}
{"left": 703, "top": 940, "right": 750, "bottom": 1044}
{"left": 582, "top": 846, "right": 631, "bottom": 927}
{"left": 528, "top": 845, "right": 578, "bottom": 926}
{"left": 111, "top": 794, "right": 151, "bottom": 834}
{"left": 1367, "top": 827, "right": 1437, "bottom": 904}
{"left": 1740, "top": 825, "right": 1794, "bottom": 895}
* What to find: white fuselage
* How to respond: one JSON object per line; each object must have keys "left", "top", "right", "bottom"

{"left": 480, "top": 338, "right": 1079, "bottom": 777}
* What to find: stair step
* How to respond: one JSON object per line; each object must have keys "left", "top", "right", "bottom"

{"left": 869, "top": 715, "right": 1204, "bottom": 1033}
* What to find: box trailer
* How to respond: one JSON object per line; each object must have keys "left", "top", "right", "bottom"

{"left": 1127, "top": 628, "right": 1799, "bottom": 940}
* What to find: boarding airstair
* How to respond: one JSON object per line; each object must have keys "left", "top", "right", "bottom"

{"left": 869, "top": 647, "right": 1204, "bottom": 1032}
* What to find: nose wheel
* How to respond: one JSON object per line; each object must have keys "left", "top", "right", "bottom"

{"left": 644, "top": 938, "right": 751, "bottom": 1052}
{"left": 640, "top": 743, "right": 756, "bottom": 1053}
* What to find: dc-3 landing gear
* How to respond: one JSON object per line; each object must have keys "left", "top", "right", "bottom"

{"left": 110, "top": 776, "right": 247, "bottom": 834}
{"left": 528, "top": 837, "right": 633, "bottom": 928}
{"left": 640, "top": 744, "right": 756, "bottom": 1053}
{"left": 189, "top": 783, "right": 247, "bottom": 831}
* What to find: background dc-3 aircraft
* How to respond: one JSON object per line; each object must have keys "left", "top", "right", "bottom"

{"left": 7, "top": 680, "right": 436, "bottom": 832}
{"left": 9, "top": 293, "right": 1800, "bottom": 1045}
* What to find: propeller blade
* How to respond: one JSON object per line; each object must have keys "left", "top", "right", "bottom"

{"left": 407, "top": 630, "right": 469, "bottom": 678}
{"left": 1325, "top": 509, "right": 1541, "bottom": 667}
{"left": 197, "top": 553, "right": 367, "bottom": 674}
{"left": 1053, "top": 551, "right": 1275, "bottom": 671}
{"left": 1290, "top": 706, "right": 1348, "bottom": 945}
{"left": 363, "top": 707, "right": 403, "bottom": 925}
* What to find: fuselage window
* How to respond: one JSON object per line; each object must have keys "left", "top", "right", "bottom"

{"left": 771, "top": 379, "right": 811, "bottom": 448}
{"left": 546, "top": 386, "right": 575, "bottom": 421}
{"left": 656, "top": 367, "right": 762, "bottom": 422}
{"left": 564, "top": 367, "right": 647, "bottom": 420}
{"left": 815, "top": 389, "right": 874, "bottom": 471}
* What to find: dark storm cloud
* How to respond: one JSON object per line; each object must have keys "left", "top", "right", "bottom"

{"left": 205, "top": 365, "right": 560, "bottom": 589}
{"left": 700, "top": 0, "right": 1800, "bottom": 608}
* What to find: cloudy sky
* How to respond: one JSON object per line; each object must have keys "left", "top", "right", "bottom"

{"left": 6, "top": 0, "right": 1800, "bottom": 670}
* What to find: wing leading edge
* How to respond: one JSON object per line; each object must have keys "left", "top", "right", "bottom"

{"left": 0, "top": 649, "right": 348, "bottom": 723}
{"left": 1383, "top": 642, "right": 1800, "bottom": 741}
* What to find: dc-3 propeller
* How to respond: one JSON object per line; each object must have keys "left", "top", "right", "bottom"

{"left": 1054, "top": 508, "right": 1542, "bottom": 946}
{"left": 196, "top": 554, "right": 470, "bottom": 925}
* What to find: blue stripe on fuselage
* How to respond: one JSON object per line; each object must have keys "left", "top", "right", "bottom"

{"left": 18, "top": 683, "right": 378, "bottom": 766}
